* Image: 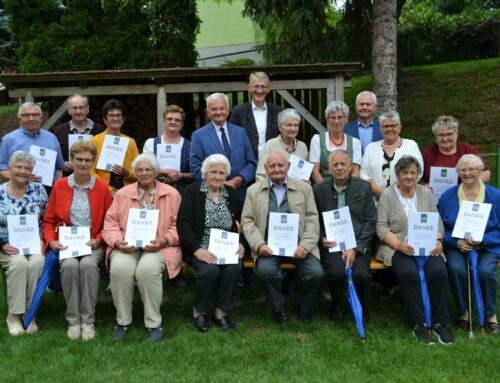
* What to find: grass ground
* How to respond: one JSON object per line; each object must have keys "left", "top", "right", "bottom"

{"left": 1, "top": 269, "right": 500, "bottom": 383}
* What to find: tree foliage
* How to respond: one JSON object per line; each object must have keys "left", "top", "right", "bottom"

{"left": 4, "top": 0, "right": 199, "bottom": 72}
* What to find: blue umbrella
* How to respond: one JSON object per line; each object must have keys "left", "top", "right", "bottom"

{"left": 468, "top": 248, "right": 485, "bottom": 331}
{"left": 23, "top": 250, "right": 59, "bottom": 329}
{"left": 346, "top": 265, "right": 365, "bottom": 341}
{"left": 415, "top": 256, "right": 432, "bottom": 329}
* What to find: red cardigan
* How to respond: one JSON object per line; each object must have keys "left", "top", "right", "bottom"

{"left": 43, "top": 176, "right": 112, "bottom": 247}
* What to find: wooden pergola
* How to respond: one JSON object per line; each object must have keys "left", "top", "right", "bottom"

{"left": 0, "top": 63, "right": 362, "bottom": 139}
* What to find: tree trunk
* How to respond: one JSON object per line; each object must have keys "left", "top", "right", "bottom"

{"left": 372, "top": 0, "right": 398, "bottom": 113}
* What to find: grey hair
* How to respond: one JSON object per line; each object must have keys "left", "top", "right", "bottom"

{"left": 8, "top": 151, "right": 36, "bottom": 168}
{"left": 67, "top": 94, "right": 89, "bottom": 107}
{"left": 394, "top": 155, "right": 422, "bottom": 177}
{"left": 249, "top": 71, "right": 270, "bottom": 84}
{"left": 328, "top": 149, "right": 351, "bottom": 164}
{"left": 379, "top": 110, "right": 401, "bottom": 125}
{"left": 206, "top": 93, "right": 229, "bottom": 108}
{"left": 355, "top": 91, "right": 377, "bottom": 106}
{"left": 456, "top": 154, "right": 484, "bottom": 172}
{"left": 431, "top": 115, "right": 459, "bottom": 135}
{"left": 278, "top": 108, "right": 301, "bottom": 126}
{"left": 324, "top": 100, "right": 349, "bottom": 119}
{"left": 131, "top": 153, "right": 160, "bottom": 174}
{"left": 201, "top": 154, "right": 231, "bottom": 180}
{"left": 18, "top": 102, "right": 42, "bottom": 117}
{"left": 263, "top": 150, "right": 289, "bottom": 166}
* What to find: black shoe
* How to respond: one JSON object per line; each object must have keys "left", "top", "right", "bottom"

{"left": 294, "top": 301, "right": 312, "bottom": 324}
{"left": 193, "top": 315, "right": 209, "bottom": 333}
{"left": 111, "top": 324, "right": 129, "bottom": 341}
{"left": 487, "top": 321, "right": 500, "bottom": 335}
{"left": 329, "top": 304, "right": 344, "bottom": 322}
{"left": 413, "top": 324, "right": 434, "bottom": 345}
{"left": 213, "top": 316, "right": 235, "bottom": 331}
{"left": 432, "top": 323, "right": 454, "bottom": 345}
{"left": 455, "top": 318, "right": 470, "bottom": 331}
{"left": 273, "top": 307, "right": 289, "bottom": 325}
{"left": 148, "top": 326, "right": 164, "bottom": 342}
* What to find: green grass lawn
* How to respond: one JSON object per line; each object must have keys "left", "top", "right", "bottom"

{"left": 1, "top": 269, "right": 500, "bottom": 383}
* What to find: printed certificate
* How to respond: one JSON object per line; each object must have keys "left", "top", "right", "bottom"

{"left": 68, "top": 134, "right": 92, "bottom": 158}
{"left": 124, "top": 209, "right": 159, "bottom": 248}
{"left": 156, "top": 143, "right": 182, "bottom": 171}
{"left": 288, "top": 155, "right": 313, "bottom": 181}
{"left": 7, "top": 214, "right": 41, "bottom": 255}
{"left": 407, "top": 212, "right": 439, "bottom": 256}
{"left": 29, "top": 145, "right": 57, "bottom": 186}
{"left": 96, "top": 135, "right": 129, "bottom": 171}
{"left": 208, "top": 229, "right": 239, "bottom": 265}
{"left": 58, "top": 226, "right": 92, "bottom": 260}
{"left": 429, "top": 167, "right": 458, "bottom": 204}
{"left": 322, "top": 206, "right": 357, "bottom": 253}
{"left": 267, "top": 212, "right": 299, "bottom": 257}
{"left": 452, "top": 201, "right": 491, "bottom": 242}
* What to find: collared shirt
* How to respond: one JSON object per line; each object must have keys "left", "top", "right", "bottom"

{"left": 269, "top": 177, "right": 288, "bottom": 207}
{"left": 333, "top": 180, "right": 347, "bottom": 208}
{"left": 138, "top": 186, "right": 156, "bottom": 210}
{"left": 212, "top": 122, "right": 231, "bottom": 146}
{"left": 357, "top": 119, "right": 374, "bottom": 152}
{"left": 68, "top": 174, "right": 95, "bottom": 227}
{"left": 252, "top": 101, "right": 268, "bottom": 157}
{"left": 68, "top": 118, "right": 94, "bottom": 134}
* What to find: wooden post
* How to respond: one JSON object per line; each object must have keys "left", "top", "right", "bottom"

{"left": 334, "top": 74, "right": 344, "bottom": 101}
{"left": 157, "top": 87, "right": 166, "bottom": 137}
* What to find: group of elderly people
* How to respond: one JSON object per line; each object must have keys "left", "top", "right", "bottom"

{"left": 0, "top": 89, "right": 498, "bottom": 347}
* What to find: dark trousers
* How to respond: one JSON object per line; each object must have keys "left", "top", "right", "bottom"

{"left": 191, "top": 257, "right": 242, "bottom": 314}
{"left": 256, "top": 254, "right": 324, "bottom": 316}
{"left": 446, "top": 248, "right": 500, "bottom": 319}
{"left": 321, "top": 251, "right": 371, "bottom": 312}
{"left": 392, "top": 252, "right": 450, "bottom": 327}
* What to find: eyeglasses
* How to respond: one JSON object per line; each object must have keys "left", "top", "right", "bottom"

{"left": 436, "top": 132, "right": 456, "bottom": 139}
{"left": 164, "top": 117, "right": 182, "bottom": 123}
{"left": 69, "top": 106, "right": 88, "bottom": 111}
{"left": 381, "top": 124, "right": 399, "bottom": 130}
{"left": 20, "top": 113, "right": 42, "bottom": 118}
{"left": 107, "top": 113, "right": 123, "bottom": 119}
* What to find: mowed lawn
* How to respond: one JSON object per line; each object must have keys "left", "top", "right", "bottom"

{"left": 1, "top": 268, "right": 500, "bottom": 383}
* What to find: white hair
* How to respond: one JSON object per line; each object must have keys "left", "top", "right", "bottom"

{"left": 325, "top": 100, "right": 349, "bottom": 119}
{"left": 278, "top": 108, "right": 301, "bottom": 126}
{"left": 249, "top": 71, "right": 270, "bottom": 84}
{"left": 67, "top": 94, "right": 89, "bottom": 107}
{"left": 379, "top": 110, "right": 401, "bottom": 125}
{"left": 355, "top": 91, "right": 377, "bottom": 106}
{"left": 206, "top": 93, "right": 229, "bottom": 108}
{"left": 8, "top": 151, "right": 36, "bottom": 168}
{"left": 201, "top": 154, "right": 231, "bottom": 180}
{"left": 131, "top": 153, "right": 160, "bottom": 174}
{"left": 456, "top": 154, "right": 484, "bottom": 172}
{"left": 18, "top": 102, "right": 42, "bottom": 117}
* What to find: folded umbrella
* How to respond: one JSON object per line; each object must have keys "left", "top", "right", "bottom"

{"left": 415, "top": 256, "right": 432, "bottom": 329}
{"left": 468, "top": 248, "right": 485, "bottom": 332}
{"left": 23, "top": 250, "right": 59, "bottom": 329}
{"left": 346, "top": 265, "right": 365, "bottom": 341}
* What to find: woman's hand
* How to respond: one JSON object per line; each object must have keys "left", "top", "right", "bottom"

{"left": 143, "top": 239, "right": 165, "bottom": 252}
{"left": 430, "top": 240, "right": 443, "bottom": 256}
{"left": 49, "top": 241, "right": 67, "bottom": 252}
{"left": 321, "top": 237, "right": 337, "bottom": 249}
{"left": 114, "top": 240, "right": 136, "bottom": 253}
{"left": 458, "top": 239, "right": 473, "bottom": 253}
{"left": 397, "top": 241, "right": 415, "bottom": 256}
{"left": 87, "top": 239, "right": 102, "bottom": 250}
{"left": 236, "top": 243, "right": 245, "bottom": 259}
{"left": 194, "top": 248, "right": 218, "bottom": 264}
{"left": 111, "top": 164, "right": 129, "bottom": 178}
{"left": 2, "top": 243, "right": 19, "bottom": 255}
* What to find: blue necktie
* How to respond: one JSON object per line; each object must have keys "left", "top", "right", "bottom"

{"left": 220, "top": 127, "right": 231, "bottom": 159}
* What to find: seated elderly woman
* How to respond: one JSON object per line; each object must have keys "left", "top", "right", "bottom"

{"left": 361, "top": 111, "right": 423, "bottom": 199}
{"left": 178, "top": 154, "right": 244, "bottom": 333}
{"left": 255, "top": 108, "right": 308, "bottom": 181}
{"left": 0, "top": 151, "right": 47, "bottom": 336}
{"left": 43, "top": 141, "right": 112, "bottom": 341}
{"left": 102, "top": 153, "right": 181, "bottom": 342}
{"left": 310, "top": 100, "right": 362, "bottom": 184}
{"left": 438, "top": 154, "right": 500, "bottom": 334}
{"left": 376, "top": 155, "right": 453, "bottom": 345}
{"left": 422, "top": 115, "right": 490, "bottom": 185}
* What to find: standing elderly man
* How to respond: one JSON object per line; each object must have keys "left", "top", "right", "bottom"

{"left": 241, "top": 151, "right": 324, "bottom": 324}
{"left": 230, "top": 72, "right": 281, "bottom": 161}
{"left": 54, "top": 94, "right": 105, "bottom": 176}
{"left": 0, "top": 102, "right": 64, "bottom": 185}
{"left": 190, "top": 92, "right": 256, "bottom": 201}
{"left": 344, "top": 91, "right": 382, "bottom": 153}
{"left": 313, "top": 149, "right": 377, "bottom": 322}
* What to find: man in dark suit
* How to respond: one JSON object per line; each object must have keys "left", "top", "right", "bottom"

{"left": 313, "top": 149, "right": 377, "bottom": 322}
{"left": 344, "top": 91, "right": 382, "bottom": 153}
{"left": 190, "top": 93, "right": 256, "bottom": 201}
{"left": 229, "top": 72, "right": 281, "bottom": 161}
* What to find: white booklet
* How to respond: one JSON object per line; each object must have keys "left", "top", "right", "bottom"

{"left": 429, "top": 167, "right": 458, "bottom": 204}
{"left": 322, "top": 206, "right": 357, "bottom": 252}
{"left": 288, "top": 154, "right": 313, "bottom": 181}
{"left": 407, "top": 212, "right": 439, "bottom": 256}
{"left": 267, "top": 212, "right": 299, "bottom": 257}
{"left": 452, "top": 201, "right": 492, "bottom": 242}
{"left": 29, "top": 145, "right": 57, "bottom": 186}
{"left": 96, "top": 135, "right": 129, "bottom": 171}
{"left": 58, "top": 226, "right": 92, "bottom": 260}
{"left": 156, "top": 143, "right": 182, "bottom": 171}
{"left": 124, "top": 209, "right": 159, "bottom": 248}
{"left": 208, "top": 229, "right": 239, "bottom": 265}
{"left": 7, "top": 214, "right": 41, "bottom": 255}
{"left": 68, "top": 134, "right": 92, "bottom": 158}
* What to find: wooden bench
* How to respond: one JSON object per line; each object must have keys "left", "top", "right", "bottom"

{"left": 243, "top": 257, "right": 388, "bottom": 270}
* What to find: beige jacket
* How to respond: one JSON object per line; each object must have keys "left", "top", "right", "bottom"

{"left": 241, "top": 177, "right": 320, "bottom": 260}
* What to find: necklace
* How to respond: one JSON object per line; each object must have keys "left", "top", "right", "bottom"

{"left": 163, "top": 135, "right": 181, "bottom": 144}
{"left": 382, "top": 137, "right": 402, "bottom": 148}
{"left": 329, "top": 132, "right": 344, "bottom": 147}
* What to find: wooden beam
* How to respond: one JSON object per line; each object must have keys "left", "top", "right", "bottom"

{"left": 326, "top": 79, "right": 335, "bottom": 104}
{"left": 157, "top": 87, "right": 166, "bottom": 136}
{"left": 42, "top": 100, "right": 68, "bottom": 131}
{"left": 334, "top": 74, "right": 344, "bottom": 100}
{"left": 276, "top": 90, "right": 326, "bottom": 134}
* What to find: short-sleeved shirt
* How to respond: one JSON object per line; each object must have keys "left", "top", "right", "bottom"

{"left": 422, "top": 142, "right": 489, "bottom": 184}
{"left": 309, "top": 132, "right": 362, "bottom": 165}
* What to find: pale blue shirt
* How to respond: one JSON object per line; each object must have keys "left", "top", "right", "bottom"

{"left": 269, "top": 177, "right": 288, "bottom": 207}
{"left": 357, "top": 119, "right": 374, "bottom": 152}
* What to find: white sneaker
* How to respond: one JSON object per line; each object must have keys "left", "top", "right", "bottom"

{"left": 6, "top": 318, "right": 24, "bottom": 336}
{"left": 26, "top": 320, "right": 39, "bottom": 335}
{"left": 67, "top": 324, "right": 81, "bottom": 340}
{"left": 81, "top": 323, "right": 95, "bottom": 341}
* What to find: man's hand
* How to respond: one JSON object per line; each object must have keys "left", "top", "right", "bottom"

{"left": 225, "top": 176, "right": 244, "bottom": 190}
{"left": 293, "top": 245, "right": 308, "bottom": 260}
{"left": 63, "top": 161, "right": 74, "bottom": 173}
{"left": 257, "top": 244, "right": 273, "bottom": 257}
{"left": 342, "top": 248, "right": 356, "bottom": 269}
